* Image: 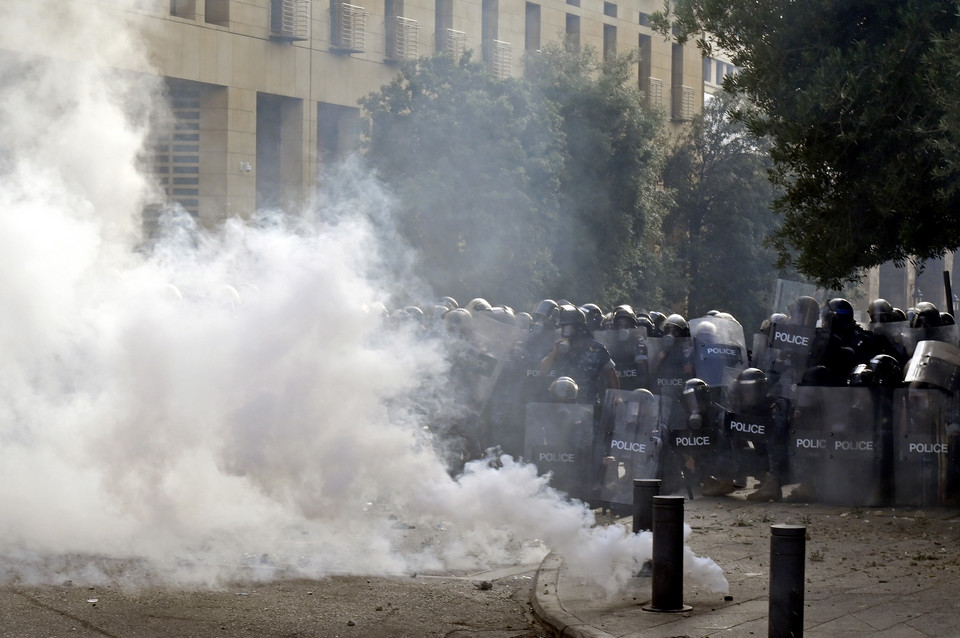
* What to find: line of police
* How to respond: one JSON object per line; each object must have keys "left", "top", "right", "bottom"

{"left": 384, "top": 294, "right": 960, "bottom": 509}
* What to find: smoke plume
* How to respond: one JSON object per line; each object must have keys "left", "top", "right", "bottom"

{"left": 0, "top": 0, "right": 727, "bottom": 595}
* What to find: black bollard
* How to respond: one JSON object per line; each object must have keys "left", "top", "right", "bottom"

{"left": 642, "top": 495, "right": 692, "bottom": 613}
{"left": 769, "top": 524, "right": 806, "bottom": 638}
{"left": 633, "top": 478, "right": 661, "bottom": 533}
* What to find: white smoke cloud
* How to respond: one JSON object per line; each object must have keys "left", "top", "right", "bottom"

{"left": 0, "top": 0, "right": 727, "bottom": 595}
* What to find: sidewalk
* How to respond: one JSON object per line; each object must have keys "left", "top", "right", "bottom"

{"left": 532, "top": 490, "right": 960, "bottom": 638}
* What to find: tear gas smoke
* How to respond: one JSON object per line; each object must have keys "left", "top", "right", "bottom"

{"left": 0, "top": 0, "right": 727, "bottom": 595}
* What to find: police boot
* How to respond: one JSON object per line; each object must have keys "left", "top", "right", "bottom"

{"left": 786, "top": 482, "right": 817, "bottom": 503}
{"left": 700, "top": 476, "right": 736, "bottom": 497}
{"left": 746, "top": 473, "right": 781, "bottom": 502}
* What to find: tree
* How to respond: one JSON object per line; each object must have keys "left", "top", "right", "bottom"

{"left": 657, "top": 0, "right": 960, "bottom": 289}
{"left": 525, "top": 43, "right": 672, "bottom": 307}
{"left": 661, "top": 91, "right": 785, "bottom": 331}
{"left": 359, "top": 53, "right": 565, "bottom": 306}
{"left": 360, "top": 46, "right": 671, "bottom": 311}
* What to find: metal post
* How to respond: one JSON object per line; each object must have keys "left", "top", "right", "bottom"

{"left": 769, "top": 524, "right": 806, "bottom": 638}
{"left": 642, "top": 495, "right": 692, "bottom": 613}
{"left": 633, "top": 478, "right": 661, "bottom": 533}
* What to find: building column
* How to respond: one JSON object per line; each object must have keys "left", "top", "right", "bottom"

{"left": 200, "top": 85, "right": 257, "bottom": 224}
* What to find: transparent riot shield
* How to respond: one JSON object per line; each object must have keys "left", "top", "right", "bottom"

{"left": 523, "top": 402, "right": 596, "bottom": 503}
{"left": 645, "top": 336, "right": 695, "bottom": 400}
{"left": 660, "top": 386, "right": 725, "bottom": 497}
{"left": 751, "top": 332, "right": 769, "bottom": 370}
{"left": 789, "top": 386, "right": 885, "bottom": 506}
{"left": 904, "top": 340, "right": 960, "bottom": 393}
{"left": 594, "top": 329, "right": 649, "bottom": 391}
{"left": 762, "top": 321, "right": 816, "bottom": 390}
{"left": 873, "top": 322, "right": 960, "bottom": 361}
{"left": 723, "top": 411, "right": 773, "bottom": 446}
{"left": 468, "top": 312, "right": 523, "bottom": 406}
{"left": 690, "top": 317, "right": 748, "bottom": 389}
{"left": 892, "top": 388, "right": 960, "bottom": 506}
{"left": 596, "top": 389, "right": 661, "bottom": 507}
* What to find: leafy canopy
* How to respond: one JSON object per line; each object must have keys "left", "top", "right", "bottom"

{"left": 658, "top": 0, "right": 960, "bottom": 289}
{"left": 360, "top": 45, "right": 670, "bottom": 310}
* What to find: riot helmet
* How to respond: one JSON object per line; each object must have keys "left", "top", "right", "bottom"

{"left": 532, "top": 299, "right": 560, "bottom": 327}
{"left": 444, "top": 307, "right": 472, "bottom": 337}
{"left": 733, "top": 367, "right": 768, "bottom": 412}
{"left": 549, "top": 376, "right": 579, "bottom": 402}
{"left": 760, "top": 312, "right": 788, "bottom": 336}
{"left": 649, "top": 311, "right": 666, "bottom": 330}
{"left": 662, "top": 314, "right": 690, "bottom": 338}
{"left": 488, "top": 306, "right": 516, "bottom": 326}
{"left": 911, "top": 301, "right": 942, "bottom": 328}
{"left": 439, "top": 296, "right": 459, "bottom": 311}
{"left": 403, "top": 305, "right": 425, "bottom": 324}
{"left": 867, "top": 299, "right": 894, "bottom": 324}
{"left": 681, "top": 378, "right": 711, "bottom": 428}
{"left": 514, "top": 312, "right": 532, "bottom": 333}
{"left": 905, "top": 307, "right": 919, "bottom": 326}
{"left": 821, "top": 298, "right": 855, "bottom": 334}
{"left": 847, "top": 364, "right": 876, "bottom": 387}
{"left": 636, "top": 314, "right": 655, "bottom": 336}
{"left": 692, "top": 319, "right": 718, "bottom": 343}
{"left": 789, "top": 296, "right": 820, "bottom": 329}
{"left": 390, "top": 307, "right": 422, "bottom": 329}
{"left": 557, "top": 304, "right": 588, "bottom": 340}
{"left": 580, "top": 303, "right": 604, "bottom": 331}
{"left": 612, "top": 305, "right": 639, "bottom": 330}
{"left": 467, "top": 298, "right": 493, "bottom": 314}
{"left": 942, "top": 312, "right": 956, "bottom": 326}
{"left": 427, "top": 303, "right": 451, "bottom": 324}
{"left": 868, "top": 354, "right": 903, "bottom": 387}
{"left": 364, "top": 301, "right": 389, "bottom": 319}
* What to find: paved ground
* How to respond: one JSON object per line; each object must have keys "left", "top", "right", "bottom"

{"left": 5, "top": 489, "right": 960, "bottom": 638}
{"left": 532, "top": 488, "right": 960, "bottom": 637}
{"left": 0, "top": 569, "right": 551, "bottom": 638}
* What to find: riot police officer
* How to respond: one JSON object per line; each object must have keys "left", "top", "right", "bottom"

{"left": 810, "top": 298, "right": 881, "bottom": 385}
{"left": 675, "top": 377, "right": 732, "bottom": 497}
{"left": 539, "top": 304, "right": 620, "bottom": 407}
{"left": 726, "top": 368, "right": 791, "bottom": 502}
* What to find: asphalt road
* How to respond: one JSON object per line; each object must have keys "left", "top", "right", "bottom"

{"left": 1, "top": 566, "right": 551, "bottom": 638}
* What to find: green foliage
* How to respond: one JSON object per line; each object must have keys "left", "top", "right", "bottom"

{"left": 526, "top": 43, "right": 671, "bottom": 307}
{"left": 661, "top": 91, "right": 784, "bottom": 330}
{"left": 658, "top": 0, "right": 960, "bottom": 289}
{"left": 360, "top": 54, "right": 565, "bottom": 305}
{"left": 361, "top": 46, "right": 670, "bottom": 311}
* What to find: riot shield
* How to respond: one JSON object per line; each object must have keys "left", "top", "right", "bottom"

{"left": 873, "top": 322, "right": 960, "bottom": 361}
{"left": 722, "top": 409, "right": 774, "bottom": 483}
{"left": 468, "top": 312, "right": 523, "bottom": 406}
{"left": 761, "top": 321, "right": 816, "bottom": 390}
{"left": 523, "top": 402, "right": 596, "bottom": 503}
{"left": 690, "top": 317, "right": 748, "bottom": 389}
{"left": 789, "top": 386, "right": 886, "bottom": 506}
{"left": 596, "top": 389, "right": 661, "bottom": 507}
{"left": 645, "top": 336, "right": 695, "bottom": 399}
{"left": 660, "top": 386, "right": 726, "bottom": 497}
{"left": 904, "top": 340, "right": 960, "bottom": 393}
{"left": 891, "top": 388, "right": 960, "bottom": 506}
{"left": 723, "top": 411, "right": 773, "bottom": 446}
{"left": 594, "top": 328, "right": 649, "bottom": 391}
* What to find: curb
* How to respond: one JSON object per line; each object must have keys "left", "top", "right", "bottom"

{"left": 530, "top": 552, "right": 616, "bottom": 638}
